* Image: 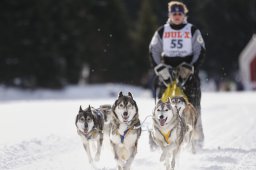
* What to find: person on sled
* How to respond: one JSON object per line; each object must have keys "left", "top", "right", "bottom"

{"left": 149, "top": 1, "right": 205, "bottom": 147}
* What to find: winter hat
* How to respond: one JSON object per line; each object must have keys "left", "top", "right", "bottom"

{"left": 168, "top": 1, "right": 189, "bottom": 14}
{"left": 169, "top": 4, "right": 185, "bottom": 14}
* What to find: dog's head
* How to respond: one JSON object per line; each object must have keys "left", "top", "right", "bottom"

{"left": 75, "top": 105, "right": 95, "bottom": 135}
{"left": 112, "top": 92, "right": 138, "bottom": 123}
{"left": 153, "top": 98, "right": 175, "bottom": 126}
{"left": 170, "top": 96, "right": 187, "bottom": 115}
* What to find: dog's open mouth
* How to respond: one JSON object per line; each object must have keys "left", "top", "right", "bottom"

{"left": 159, "top": 117, "right": 167, "bottom": 126}
{"left": 81, "top": 129, "right": 88, "bottom": 135}
{"left": 122, "top": 115, "right": 129, "bottom": 122}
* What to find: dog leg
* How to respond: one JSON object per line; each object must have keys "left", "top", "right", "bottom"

{"left": 191, "top": 127, "right": 200, "bottom": 154}
{"left": 110, "top": 141, "right": 125, "bottom": 170}
{"left": 83, "top": 143, "right": 93, "bottom": 164}
{"left": 117, "top": 159, "right": 126, "bottom": 170}
{"left": 193, "top": 114, "right": 204, "bottom": 150}
{"left": 125, "top": 144, "right": 138, "bottom": 170}
{"left": 117, "top": 165, "right": 123, "bottom": 170}
{"left": 195, "top": 114, "right": 204, "bottom": 144}
{"left": 164, "top": 156, "right": 171, "bottom": 170}
{"left": 110, "top": 141, "right": 119, "bottom": 160}
{"left": 170, "top": 146, "right": 180, "bottom": 170}
{"left": 95, "top": 134, "right": 103, "bottom": 161}
{"left": 160, "top": 144, "right": 171, "bottom": 162}
{"left": 149, "top": 131, "right": 158, "bottom": 151}
{"left": 160, "top": 149, "right": 168, "bottom": 162}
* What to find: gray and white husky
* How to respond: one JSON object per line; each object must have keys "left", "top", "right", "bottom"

{"left": 170, "top": 96, "right": 203, "bottom": 153}
{"left": 75, "top": 105, "right": 105, "bottom": 164}
{"left": 150, "top": 98, "right": 185, "bottom": 170}
{"left": 110, "top": 92, "right": 141, "bottom": 170}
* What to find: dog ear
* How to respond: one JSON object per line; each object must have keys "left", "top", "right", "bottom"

{"left": 157, "top": 99, "right": 162, "bottom": 105}
{"left": 88, "top": 105, "right": 92, "bottom": 112}
{"left": 75, "top": 114, "right": 79, "bottom": 126}
{"left": 128, "top": 92, "right": 133, "bottom": 99}
{"left": 167, "top": 97, "right": 171, "bottom": 103}
{"left": 79, "top": 105, "right": 83, "bottom": 112}
{"left": 118, "top": 91, "right": 123, "bottom": 98}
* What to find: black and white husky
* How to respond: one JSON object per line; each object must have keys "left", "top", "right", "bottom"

{"left": 110, "top": 92, "right": 141, "bottom": 170}
{"left": 170, "top": 96, "right": 203, "bottom": 153}
{"left": 150, "top": 98, "right": 185, "bottom": 170}
{"left": 75, "top": 105, "right": 105, "bottom": 164}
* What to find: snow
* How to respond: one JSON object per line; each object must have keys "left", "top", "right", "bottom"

{"left": 0, "top": 84, "right": 151, "bottom": 101}
{"left": 0, "top": 85, "right": 256, "bottom": 170}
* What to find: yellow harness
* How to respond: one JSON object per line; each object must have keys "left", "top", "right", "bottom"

{"left": 161, "top": 130, "right": 172, "bottom": 144}
{"left": 155, "top": 127, "right": 173, "bottom": 145}
{"left": 161, "top": 80, "right": 189, "bottom": 103}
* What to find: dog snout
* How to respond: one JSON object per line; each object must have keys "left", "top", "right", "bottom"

{"left": 123, "top": 112, "right": 128, "bottom": 116}
{"left": 159, "top": 115, "right": 164, "bottom": 119}
{"left": 84, "top": 123, "right": 88, "bottom": 128}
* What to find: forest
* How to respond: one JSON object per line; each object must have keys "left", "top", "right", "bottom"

{"left": 0, "top": 0, "right": 255, "bottom": 88}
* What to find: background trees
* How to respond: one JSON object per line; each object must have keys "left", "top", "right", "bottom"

{"left": 0, "top": 0, "right": 255, "bottom": 88}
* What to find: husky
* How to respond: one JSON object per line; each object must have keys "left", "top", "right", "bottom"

{"left": 170, "top": 96, "right": 203, "bottom": 153}
{"left": 150, "top": 98, "right": 185, "bottom": 170}
{"left": 110, "top": 92, "right": 141, "bottom": 170}
{"left": 75, "top": 105, "right": 105, "bottom": 164}
{"left": 99, "top": 104, "right": 113, "bottom": 134}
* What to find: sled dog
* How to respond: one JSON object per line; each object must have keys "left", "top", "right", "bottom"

{"left": 150, "top": 98, "right": 185, "bottom": 170}
{"left": 75, "top": 105, "right": 105, "bottom": 164}
{"left": 110, "top": 92, "right": 141, "bottom": 170}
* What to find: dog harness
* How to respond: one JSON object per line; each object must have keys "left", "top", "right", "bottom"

{"left": 161, "top": 80, "right": 188, "bottom": 103}
{"left": 112, "top": 114, "right": 140, "bottom": 144}
{"left": 119, "top": 128, "right": 131, "bottom": 143}
{"left": 155, "top": 127, "right": 174, "bottom": 145}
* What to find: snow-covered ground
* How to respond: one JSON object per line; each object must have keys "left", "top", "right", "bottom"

{"left": 0, "top": 85, "right": 256, "bottom": 170}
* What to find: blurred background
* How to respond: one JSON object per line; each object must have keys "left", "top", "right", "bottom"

{"left": 0, "top": 0, "right": 256, "bottom": 92}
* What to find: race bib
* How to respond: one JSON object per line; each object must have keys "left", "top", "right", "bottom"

{"left": 162, "top": 24, "right": 192, "bottom": 57}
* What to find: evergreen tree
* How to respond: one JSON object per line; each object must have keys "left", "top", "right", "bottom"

{"left": 131, "top": 0, "right": 158, "bottom": 82}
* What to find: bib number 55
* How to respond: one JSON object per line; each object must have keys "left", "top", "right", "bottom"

{"left": 170, "top": 39, "right": 183, "bottom": 49}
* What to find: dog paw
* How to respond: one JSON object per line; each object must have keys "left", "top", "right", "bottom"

{"left": 160, "top": 153, "right": 166, "bottom": 162}
{"left": 88, "top": 158, "right": 93, "bottom": 164}
{"left": 94, "top": 154, "right": 100, "bottom": 161}
{"left": 164, "top": 162, "right": 171, "bottom": 170}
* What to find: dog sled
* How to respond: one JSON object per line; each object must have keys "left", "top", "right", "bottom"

{"left": 154, "top": 62, "right": 194, "bottom": 102}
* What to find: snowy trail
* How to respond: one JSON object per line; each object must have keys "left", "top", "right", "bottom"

{"left": 0, "top": 92, "right": 256, "bottom": 170}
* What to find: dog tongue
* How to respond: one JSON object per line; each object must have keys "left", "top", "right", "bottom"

{"left": 160, "top": 119, "right": 166, "bottom": 126}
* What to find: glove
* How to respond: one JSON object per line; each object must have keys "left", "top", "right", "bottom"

{"left": 177, "top": 63, "right": 194, "bottom": 80}
{"left": 154, "top": 64, "right": 171, "bottom": 81}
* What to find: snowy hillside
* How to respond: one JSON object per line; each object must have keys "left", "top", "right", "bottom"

{"left": 0, "top": 86, "right": 256, "bottom": 170}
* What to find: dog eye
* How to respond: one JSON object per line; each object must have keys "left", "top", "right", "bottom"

{"left": 127, "top": 104, "right": 132, "bottom": 108}
{"left": 87, "top": 117, "right": 91, "bottom": 121}
{"left": 80, "top": 117, "right": 85, "bottom": 122}
{"left": 119, "top": 104, "right": 124, "bottom": 107}
{"left": 165, "top": 109, "right": 168, "bottom": 112}
{"left": 157, "top": 109, "right": 160, "bottom": 112}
